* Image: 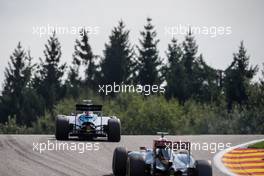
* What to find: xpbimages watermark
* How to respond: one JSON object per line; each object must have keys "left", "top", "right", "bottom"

{"left": 163, "top": 140, "right": 232, "bottom": 154}
{"left": 33, "top": 140, "right": 100, "bottom": 154}
{"left": 165, "top": 24, "right": 232, "bottom": 38}
{"left": 98, "top": 82, "right": 166, "bottom": 96}
{"left": 32, "top": 24, "right": 100, "bottom": 37}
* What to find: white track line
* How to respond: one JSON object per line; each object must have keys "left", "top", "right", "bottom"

{"left": 213, "top": 138, "right": 264, "bottom": 176}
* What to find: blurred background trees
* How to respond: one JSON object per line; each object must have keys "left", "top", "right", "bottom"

{"left": 224, "top": 41, "right": 258, "bottom": 110}
{"left": 0, "top": 19, "right": 263, "bottom": 134}
{"left": 33, "top": 32, "right": 66, "bottom": 111}
{"left": 100, "top": 21, "right": 135, "bottom": 86}
{"left": 136, "top": 18, "right": 163, "bottom": 86}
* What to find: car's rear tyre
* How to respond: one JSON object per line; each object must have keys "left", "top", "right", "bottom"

{"left": 55, "top": 115, "right": 69, "bottom": 140}
{"left": 112, "top": 147, "right": 127, "bottom": 176}
{"left": 195, "top": 160, "right": 212, "bottom": 176}
{"left": 126, "top": 156, "right": 145, "bottom": 176}
{"left": 107, "top": 119, "right": 121, "bottom": 142}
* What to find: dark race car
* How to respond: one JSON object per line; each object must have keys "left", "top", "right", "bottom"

{"left": 112, "top": 132, "right": 212, "bottom": 176}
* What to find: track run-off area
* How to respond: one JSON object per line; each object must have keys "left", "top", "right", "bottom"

{"left": 0, "top": 135, "right": 263, "bottom": 176}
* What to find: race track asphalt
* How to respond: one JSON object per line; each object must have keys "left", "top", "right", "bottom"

{"left": 0, "top": 135, "right": 263, "bottom": 176}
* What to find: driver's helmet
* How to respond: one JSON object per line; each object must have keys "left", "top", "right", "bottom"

{"left": 156, "top": 148, "right": 171, "bottom": 160}
{"left": 79, "top": 111, "right": 94, "bottom": 122}
{"left": 156, "top": 148, "right": 172, "bottom": 167}
{"left": 85, "top": 111, "right": 93, "bottom": 117}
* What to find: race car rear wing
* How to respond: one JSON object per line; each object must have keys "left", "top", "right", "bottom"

{"left": 76, "top": 104, "right": 102, "bottom": 111}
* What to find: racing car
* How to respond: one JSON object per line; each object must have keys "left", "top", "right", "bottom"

{"left": 55, "top": 100, "right": 121, "bottom": 142}
{"left": 112, "top": 132, "right": 212, "bottom": 176}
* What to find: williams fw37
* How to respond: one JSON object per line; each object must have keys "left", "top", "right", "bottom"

{"left": 55, "top": 100, "right": 121, "bottom": 142}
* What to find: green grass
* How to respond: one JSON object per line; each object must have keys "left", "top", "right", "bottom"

{"left": 248, "top": 141, "right": 264, "bottom": 149}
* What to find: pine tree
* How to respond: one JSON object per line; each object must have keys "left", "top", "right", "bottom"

{"left": 136, "top": 18, "right": 162, "bottom": 86}
{"left": 74, "top": 29, "right": 97, "bottom": 89}
{"left": 259, "top": 63, "right": 264, "bottom": 105}
{"left": 165, "top": 38, "right": 186, "bottom": 101}
{"left": 182, "top": 31, "right": 198, "bottom": 75}
{"left": 100, "top": 21, "right": 134, "bottom": 85}
{"left": 66, "top": 55, "right": 81, "bottom": 98}
{"left": 260, "top": 63, "right": 264, "bottom": 87}
{"left": 34, "top": 32, "right": 66, "bottom": 110}
{"left": 0, "top": 43, "right": 39, "bottom": 124}
{"left": 194, "top": 55, "right": 220, "bottom": 102}
{"left": 167, "top": 31, "right": 220, "bottom": 103}
{"left": 181, "top": 31, "right": 198, "bottom": 100}
{"left": 224, "top": 41, "right": 258, "bottom": 110}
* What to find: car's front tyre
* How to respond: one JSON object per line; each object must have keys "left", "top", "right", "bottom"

{"left": 195, "top": 160, "right": 212, "bottom": 176}
{"left": 126, "top": 155, "right": 145, "bottom": 176}
{"left": 107, "top": 119, "right": 121, "bottom": 142}
{"left": 112, "top": 147, "right": 127, "bottom": 176}
{"left": 55, "top": 115, "right": 69, "bottom": 140}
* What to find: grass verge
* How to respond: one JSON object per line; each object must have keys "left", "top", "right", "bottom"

{"left": 248, "top": 141, "right": 264, "bottom": 149}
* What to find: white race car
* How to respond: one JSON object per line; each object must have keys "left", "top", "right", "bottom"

{"left": 55, "top": 101, "right": 121, "bottom": 142}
